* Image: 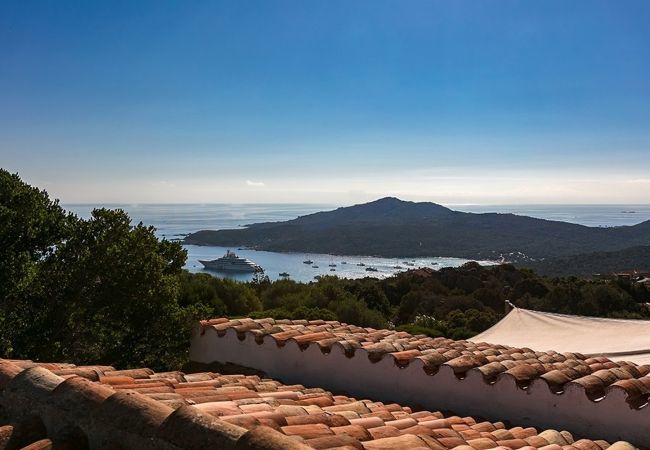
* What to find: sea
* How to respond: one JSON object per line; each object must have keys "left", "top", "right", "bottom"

{"left": 64, "top": 203, "right": 650, "bottom": 283}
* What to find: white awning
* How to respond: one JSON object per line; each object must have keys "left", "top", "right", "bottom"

{"left": 470, "top": 307, "right": 650, "bottom": 365}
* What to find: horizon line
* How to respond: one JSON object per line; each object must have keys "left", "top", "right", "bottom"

{"left": 61, "top": 201, "right": 650, "bottom": 207}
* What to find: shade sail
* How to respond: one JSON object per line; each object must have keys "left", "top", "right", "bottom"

{"left": 470, "top": 307, "right": 650, "bottom": 365}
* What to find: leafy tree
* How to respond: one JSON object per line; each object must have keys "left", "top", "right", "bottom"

{"left": 512, "top": 278, "right": 549, "bottom": 300}
{"left": 0, "top": 174, "right": 204, "bottom": 370}
{"left": 179, "top": 272, "right": 227, "bottom": 315}
{"left": 260, "top": 279, "right": 307, "bottom": 310}
{"left": 465, "top": 308, "right": 499, "bottom": 331}
{"left": 23, "top": 208, "right": 196, "bottom": 369}
{"left": 396, "top": 289, "right": 437, "bottom": 323}
{"left": 333, "top": 298, "right": 387, "bottom": 329}
{"left": 440, "top": 309, "right": 497, "bottom": 339}
{"left": 213, "top": 277, "right": 261, "bottom": 315}
{"left": 350, "top": 282, "right": 391, "bottom": 315}
{"left": 0, "top": 170, "right": 70, "bottom": 355}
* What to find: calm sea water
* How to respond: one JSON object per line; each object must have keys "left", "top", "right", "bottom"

{"left": 455, "top": 204, "right": 650, "bottom": 228}
{"left": 65, "top": 203, "right": 650, "bottom": 283}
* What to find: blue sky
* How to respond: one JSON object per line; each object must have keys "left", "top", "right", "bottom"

{"left": 1, "top": 1, "right": 650, "bottom": 204}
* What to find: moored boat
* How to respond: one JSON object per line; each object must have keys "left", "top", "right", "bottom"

{"left": 199, "top": 250, "right": 263, "bottom": 273}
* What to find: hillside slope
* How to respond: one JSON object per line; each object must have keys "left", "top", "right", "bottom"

{"left": 184, "top": 197, "right": 650, "bottom": 260}
{"left": 524, "top": 245, "right": 650, "bottom": 277}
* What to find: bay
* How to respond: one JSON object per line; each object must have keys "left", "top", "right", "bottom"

{"left": 65, "top": 203, "right": 650, "bottom": 283}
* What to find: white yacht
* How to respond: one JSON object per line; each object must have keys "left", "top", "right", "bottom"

{"left": 199, "top": 250, "right": 263, "bottom": 273}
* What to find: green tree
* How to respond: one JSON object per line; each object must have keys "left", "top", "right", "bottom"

{"left": 178, "top": 272, "right": 227, "bottom": 315}
{"left": 351, "top": 282, "right": 391, "bottom": 315}
{"left": 261, "top": 279, "right": 308, "bottom": 310}
{"left": 334, "top": 298, "right": 387, "bottom": 329}
{"left": 0, "top": 170, "right": 71, "bottom": 355}
{"left": 15, "top": 208, "right": 200, "bottom": 370}
{"left": 213, "top": 277, "right": 262, "bottom": 315}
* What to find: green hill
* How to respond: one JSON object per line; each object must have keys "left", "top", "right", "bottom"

{"left": 184, "top": 197, "right": 650, "bottom": 261}
{"left": 524, "top": 245, "right": 650, "bottom": 277}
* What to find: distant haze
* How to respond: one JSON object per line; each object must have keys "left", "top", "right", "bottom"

{"left": 2, "top": 1, "right": 650, "bottom": 204}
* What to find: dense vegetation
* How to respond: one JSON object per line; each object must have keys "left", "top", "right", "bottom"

{"left": 184, "top": 197, "right": 650, "bottom": 263}
{"left": 190, "top": 263, "right": 648, "bottom": 339}
{"left": 524, "top": 245, "right": 650, "bottom": 278}
{"left": 2, "top": 170, "right": 649, "bottom": 371}
{"left": 0, "top": 170, "right": 205, "bottom": 370}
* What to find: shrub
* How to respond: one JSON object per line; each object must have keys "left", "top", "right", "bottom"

{"left": 395, "top": 324, "right": 443, "bottom": 338}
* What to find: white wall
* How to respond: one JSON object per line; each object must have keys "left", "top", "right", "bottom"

{"left": 191, "top": 326, "right": 650, "bottom": 447}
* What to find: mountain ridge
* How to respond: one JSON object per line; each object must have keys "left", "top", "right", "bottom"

{"left": 183, "top": 198, "right": 650, "bottom": 261}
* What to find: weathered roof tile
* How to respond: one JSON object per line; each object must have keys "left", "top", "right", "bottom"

{"left": 0, "top": 345, "right": 641, "bottom": 450}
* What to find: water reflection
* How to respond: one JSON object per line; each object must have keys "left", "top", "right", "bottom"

{"left": 184, "top": 245, "right": 498, "bottom": 283}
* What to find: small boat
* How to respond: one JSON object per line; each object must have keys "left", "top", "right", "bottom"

{"left": 279, "top": 272, "right": 290, "bottom": 278}
{"left": 341, "top": 261, "right": 347, "bottom": 265}
{"left": 357, "top": 262, "right": 366, "bottom": 267}
{"left": 303, "top": 260, "right": 313, "bottom": 264}
{"left": 328, "top": 264, "right": 337, "bottom": 267}
{"left": 330, "top": 268, "right": 336, "bottom": 272}
{"left": 365, "top": 267, "right": 378, "bottom": 272}
{"left": 393, "top": 265, "right": 403, "bottom": 270}
{"left": 312, "top": 265, "right": 319, "bottom": 268}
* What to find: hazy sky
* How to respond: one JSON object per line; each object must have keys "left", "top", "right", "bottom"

{"left": 2, "top": 1, "right": 650, "bottom": 204}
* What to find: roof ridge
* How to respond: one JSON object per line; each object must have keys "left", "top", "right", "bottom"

{"left": 0, "top": 359, "right": 311, "bottom": 450}
{"left": 191, "top": 317, "right": 649, "bottom": 447}
{"left": 0, "top": 356, "right": 641, "bottom": 449}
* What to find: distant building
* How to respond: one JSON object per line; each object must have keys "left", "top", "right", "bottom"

{"left": 613, "top": 272, "right": 634, "bottom": 282}
{"left": 601, "top": 270, "right": 650, "bottom": 285}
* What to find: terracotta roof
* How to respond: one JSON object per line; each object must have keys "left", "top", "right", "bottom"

{"left": 0, "top": 358, "right": 637, "bottom": 450}
{"left": 199, "top": 317, "right": 650, "bottom": 405}
{"left": 0, "top": 359, "right": 309, "bottom": 450}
